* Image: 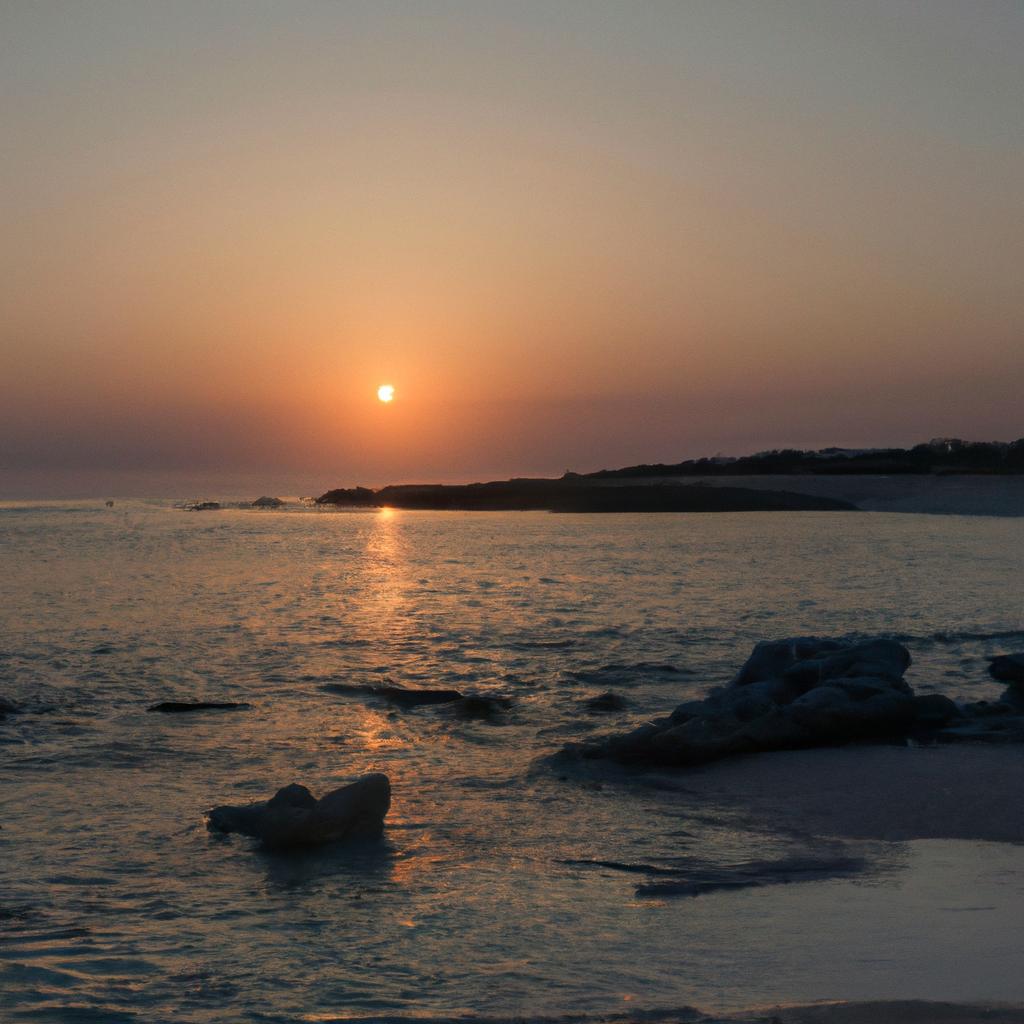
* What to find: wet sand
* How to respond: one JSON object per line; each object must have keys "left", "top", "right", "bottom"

{"left": 724, "top": 1001, "right": 1024, "bottom": 1023}
{"left": 670, "top": 743, "right": 1024, "bottom": 843}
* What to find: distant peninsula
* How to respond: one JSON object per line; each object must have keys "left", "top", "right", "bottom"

{"left": 316, "top": 480, "right": 855, "bottom": 513}
{"left": 317, "top": 439, "right": 1024, "bottom": 515}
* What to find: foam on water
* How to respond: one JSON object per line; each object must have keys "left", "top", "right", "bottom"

{"left": 2, "top": 501, "right": 1024, "bottom": 1021}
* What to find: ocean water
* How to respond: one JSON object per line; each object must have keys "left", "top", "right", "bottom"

{"left": 2, "top": 501, "right": 1024, "bottom": 1023}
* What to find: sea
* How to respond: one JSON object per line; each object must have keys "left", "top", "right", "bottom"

{"left": 2, "top": 500, "right": 1024, "bottom": 1023}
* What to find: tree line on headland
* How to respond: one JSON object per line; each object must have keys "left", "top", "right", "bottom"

{"left": 586, "top": 437, "right": 1024, "bottom": 479}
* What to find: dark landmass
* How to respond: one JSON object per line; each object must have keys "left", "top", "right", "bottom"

{"left": 586, "top": 436, "right": 1024, "bottom": 479}
{"left": 316, "top": 437, "right": 1024, "bottom": 514}
{"left": 317, "top": 479, "right": 855, "bottom": 512}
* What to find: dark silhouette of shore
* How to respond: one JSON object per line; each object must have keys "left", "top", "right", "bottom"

{"left": 316, "top": 479, "right": 855, "bottom": 512}
{"left": 587, "top": 437, "right": 1024, "bottom": 480}
{"left": 316, "top": 437, "right": 1024, "bottom": 515}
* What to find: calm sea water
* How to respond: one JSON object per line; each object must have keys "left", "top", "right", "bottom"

{"left": 2, "top": 502, "right": 1024, "bottom": 1022}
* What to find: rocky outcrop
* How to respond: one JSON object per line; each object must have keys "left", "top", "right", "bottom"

{"left": 207, "top": 774, "right": 391, "bottom": 850}
{"left": 574, "top": 637, "right": 1024, "bottom": 768}
{"left": 315, "top": 479, "right": 856, "bottom": 513}
{"left": 252, "top": 496, "right": 285, "bottom": 508}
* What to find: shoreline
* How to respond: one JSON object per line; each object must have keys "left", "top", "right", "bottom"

{"left": 314, "top": 474, "right": 1024, "bottom": 516}
{"left": 720, "top": 1001, "right": 1024, "bottom": 1023}
{"left": 316, "top": 480, "right": 856, "bottom": 513}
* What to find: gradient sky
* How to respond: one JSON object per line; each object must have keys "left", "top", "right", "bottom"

{"left": 2, "top": 1, "right": 1021, "bottom": 496}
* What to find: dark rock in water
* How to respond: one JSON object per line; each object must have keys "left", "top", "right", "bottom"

{"left": 374, "top": 686, "right": 464, "bottom": 707}
{"left": 444, "top": 694, "right": 512, "bottom": 720}
{"left": 0, "top": 697, "right": 20, "bottom": 719}
{"left": 584, "top": 691, "right": 628, "bottom": 713}
{"left": 571, "top": 635, "right": 1024, "bottom": 768}
{"left": 252, "top": 495, "right": 285, "bottom": 508}
{"left": 989, "top": 653, "right": 1024, "bottom": 684}
{"left": 322, "top": 680, "right": 506, "bottom": 717}
{"left": 207, "top": 774, "right": 391, "bottom": 850}
{"left": 148, "top": 701, "right": 251, "bottom": 713}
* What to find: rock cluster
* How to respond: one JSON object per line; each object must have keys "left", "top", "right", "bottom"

{"left": 576, "top": 638, "right": 1024, "bottom": 768}
{"left": 207, "top": 773, "right": 391, "bottom": 850}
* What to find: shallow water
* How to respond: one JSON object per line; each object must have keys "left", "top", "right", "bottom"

{"left": 2, "top": 502, "right": 1023, "bottom": 1022}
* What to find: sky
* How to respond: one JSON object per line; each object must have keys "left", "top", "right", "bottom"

{"left": 2, "top": 1, "right": 1022, "bottom": 497}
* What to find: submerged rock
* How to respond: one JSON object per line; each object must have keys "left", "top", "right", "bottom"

{"left": 374, "top": 685, "right": 465, "bottom": 707}
{"left": 148, "top": 701, "right": 250, "bottom": 713}
{"left": 573, "top": 636, "right": 1024, "bottom": 768}
{"left": 584, "top": 691, "right": 629, "bottom": 713}
{"left": 207, "top": 774, "right": 391, "bottom": 850}
{"left": 0, "top": 697, "right": 20, "bottom": 719}
{"left": 443, "top": 694, "right": 512, "bottom": 720}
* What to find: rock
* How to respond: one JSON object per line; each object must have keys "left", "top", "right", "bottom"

{"left": 444, "top": 694, "right": 512, "bottom": 720}
{"left": 584, "top": 691, "right": 628, "bottom": 713}
{"left": 789, "top": 686, "right": 916, "bottom": 741}
{"left": 989, "top": 653, "right": 1024, "bottom": 684}
{"left": 570, "top": 636, "right": 1024, "bottom": 769}
{"left": 0, "top": 697, "right": 20, "bottom": 719}
{"left": 374, "top": 686, "right": 464, "bottom": 707}
{"left": 184, "top": 501, "right": 221, "bottom": 511}
{"left": 252, "top": 496, "right": 285, "bottom": 508}
{"left": 912, "top": 693, "right": 961, "bottom": 727}
{"left": 575, "top": 636, "right": 920, "bottom": 768}
{"left": 207, "top": 774, "right": 391, "bottom": 850}
{"left": 148, "top": 701, "right": 250, "bottom": 713}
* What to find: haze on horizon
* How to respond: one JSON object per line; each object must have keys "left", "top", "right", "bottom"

{"left": 2, "top": 1, "right": 1021, "bottom": 498}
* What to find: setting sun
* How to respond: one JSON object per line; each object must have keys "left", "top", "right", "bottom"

{"left": 377, "top": 384, "right": 395, "bottom": 403}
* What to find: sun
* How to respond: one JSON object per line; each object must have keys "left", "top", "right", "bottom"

{"left": 377, "top": 384, "right": 395, "bottom": 403}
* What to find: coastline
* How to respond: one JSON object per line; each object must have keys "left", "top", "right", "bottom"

{"left": 316, "top": 480, "right": 856, "bottom": 513}
{"left": 622, "top": 474, "right": 1024, "bottom": 517}
{"left": 314, "top": 474, "right": 1024, "bottom": 516}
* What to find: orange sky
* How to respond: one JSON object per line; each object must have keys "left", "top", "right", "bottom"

{"left": 2, "top": 1, "right": 1021, "bottom": 496}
